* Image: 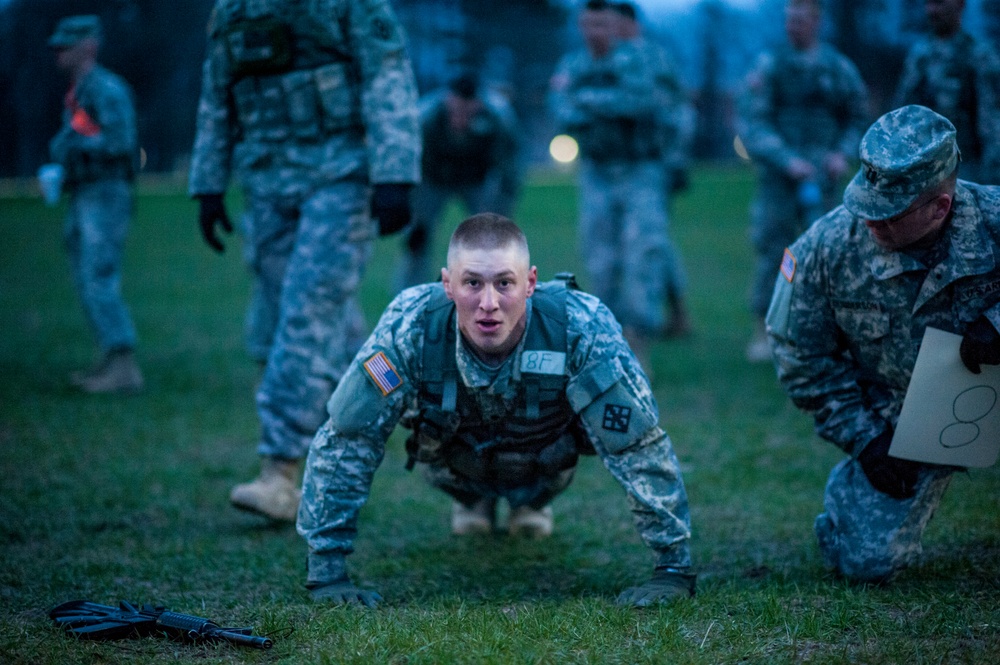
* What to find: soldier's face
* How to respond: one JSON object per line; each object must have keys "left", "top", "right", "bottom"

{"left": 864, "top": 193, "right": 953, "bottom": 251}
{"left": 785, "top": 7, "right": 820, "bottom": 49}
{"left": 445, "top": 93, "right": 482, "bottom": 133}
{"left": 926, "top": 0, "right": 964, "bottom": 36}
{"left": 442, "top": 243, "right": 537, "bottom": 363}
{"left": 579, "top": 9, "right": 615, "bottom": 57}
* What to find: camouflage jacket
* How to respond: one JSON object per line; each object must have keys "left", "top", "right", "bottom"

{"left": 737, "top": 43, "right": 869, "bottom": 181}
{"left": 298, "top": 283, "right": 692, "bottom": 562}
{"left": 550, "top": 41, "right": 660, "bottom": 162}
{"left": 49, "top": 64, "right": 137, "bottom": 186}
{"left": 768, "top": 182, "right": 1000, "bottom": 456}
{"left": 188, "top": 0, "right": 420, "bottom": 197}
{"left": 893, "top": 31, "right": 1000, "bottom": 183}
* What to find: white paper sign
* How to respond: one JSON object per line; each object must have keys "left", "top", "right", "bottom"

{"left": 890, "top": 327, "right": 1000, "bottom": 468}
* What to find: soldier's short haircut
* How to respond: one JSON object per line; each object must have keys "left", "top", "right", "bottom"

{"left": 584, "top": 0, "right": 611, "bottom": 12}
{"left": 448, "top": 213, "right": 529, "bottom": 265}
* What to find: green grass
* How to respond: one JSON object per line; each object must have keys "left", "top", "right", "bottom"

{"left": 1, "top": 164, "right": 998, "bottom": 664}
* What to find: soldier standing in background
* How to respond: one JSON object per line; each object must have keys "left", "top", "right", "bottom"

{"left": 396, "top": 71, "right": 521, "bottom": 288}
{"left": 188, "top": 0, "right": 421, "bottom": 522}
{"left": 550, "top": 0, "right": 670, "bottom": 370}
{"left": 737, "top": 0, "right": 868, "bottom": 362}
{"left": 610, "top": 1, "right": 692, "bottom": 338}
{"left": 893, "top": 0, "right": 1000, "bottom": 185}
{"left": 48, "top": 15, "right": 143, "bottom": 395}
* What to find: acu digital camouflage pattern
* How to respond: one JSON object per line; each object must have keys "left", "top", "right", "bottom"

{"left": 767, "top": 173, "right": 1000, "bottom": 581}
{"left": 843, "top": 105, "right": 959, "bottom": 220}
{"left": 893, "top": 29, "right": 1000, "bottom": 184}
{"left": 49, "top": 62, "right": 139, "bottom": 354}
{"left": 550, "top": 41, "right": 671, "bottom": 333}
{"left": 187, "top": 0, "right": 421, "bottom": 461}
{"left": 298, "top": 283, "right": 693, "bottom": 571}
{"left": 737, "top": 42, "right": 868, "bottom": 316}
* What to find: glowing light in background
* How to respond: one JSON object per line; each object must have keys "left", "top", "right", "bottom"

{"left": 733, "top": 135, "right": 750, "bottom": 161}
{"left": 549, "top": 134, "right": 579, "bottom": 164}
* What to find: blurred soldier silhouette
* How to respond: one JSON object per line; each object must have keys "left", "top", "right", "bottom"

{"left": 48, "top": 15, "right": 143, "bottom": 394}
{"left": 893, "top": 0, "right": 1000, "bottom": 185}
{"left": 396, "top": 71, "right": 521, "bottom": 288}
{"left": 188, "top": 0, "right": 421, "bottom": 522}
{"left": 550, "top": 0, "right": 672, "bottom": 371}
{"left": 737, "top": 0, "right": 868, "bottom": 362}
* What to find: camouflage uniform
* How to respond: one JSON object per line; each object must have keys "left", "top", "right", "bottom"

{"left": 298, "top": 282, "right": 693, "bottom": 572}
{"left": 397, "top": 89, "right": 521, "bottom": 287}
{"left": 767, "top": 106, "right": 999, "bottom": 582}
{"left": 738, "top": 43, "right": 868, "bottom": 317}
{"left": 893, "top": 30, "right": 1000, "bottom": 184}
{"left": 49, "top": 61, "right": 139, "bottom": 355}
{"left": 551, "top": 41, "right": 669, "bottom": 334}
{"left": 188, "top": 0, "right": 420, "bottom": 460}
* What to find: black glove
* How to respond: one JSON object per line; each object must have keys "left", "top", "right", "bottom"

{"left": 370, "top": 183, "right": 413, "bottom": 236}
{"left": 857, "top": 428, "right": 921, "bottom": 500}
{"left": 960, "top": 315, "right": 1000, "bottom": 374}
{"left": 615, "top": 567, "right": 696, "bottom": 607}
{"left": 196, "top": 193, "right": 233, "bottom": 253}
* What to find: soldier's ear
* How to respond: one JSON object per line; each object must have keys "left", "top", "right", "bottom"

{"left": 442, "top": 267, "right": 454, "bottom": 300}
{"left": 525, "top": 266, "right": 537, "bottom": 297}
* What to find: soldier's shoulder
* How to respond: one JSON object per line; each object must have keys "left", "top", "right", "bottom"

{"left": 379, "top": 284, "right": 441, "bottom": 333}
{"left": 790, "top": 205, "right": 859, "bottom": 260}
{"left": 962, "top": 181, "right": 1000, "bottom": 219}
{"left": 87, "top": 65, "right": 133, "bottom": 98}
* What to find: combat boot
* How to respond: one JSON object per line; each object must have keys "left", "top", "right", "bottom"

{"left": 230, "top": 458, "right": 302, "bottom": 522}
{"left": 451, "top": 497, "right": 496, "bottom": 535}
{"left": 745, "top": 318, "right": 772, "bottom": 363}
{"left": 508, "top": 505, "right": 553, "bottom": 539}
{"left": 78, "top": 349, "right": 144, "bottom": 394}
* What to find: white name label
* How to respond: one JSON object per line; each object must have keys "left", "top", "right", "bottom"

{"left": 520, "top": 350, "right": 566, "bottom": 375}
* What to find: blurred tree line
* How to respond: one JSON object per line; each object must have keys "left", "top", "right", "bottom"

{"left": 2, "top": 0, "right": 998, "bottom": 177}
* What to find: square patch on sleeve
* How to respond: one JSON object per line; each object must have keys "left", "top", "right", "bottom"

{"left": 780, "top": 248, "right": 797, "bottom": 282}
{"left": 363, "top": 351, "right": 402, "bottom": 396}
{"left": 602, "top": 404, "right": 632, "bottom": 433}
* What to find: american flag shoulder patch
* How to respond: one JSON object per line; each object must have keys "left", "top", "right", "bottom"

{"left": 780, "top": 248, "right": 797, "bottom": 282}
{"left": 363, "top": 351, "right": 402, "bottom": 396}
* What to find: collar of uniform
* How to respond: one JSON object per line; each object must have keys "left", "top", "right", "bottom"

{"left": 867, "top": 183, "right": 996, "bottom": 281}
{"left": 455, "top": 298, "right": 534, "bottom": 389}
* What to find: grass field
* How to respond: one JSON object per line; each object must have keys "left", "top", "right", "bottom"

{"left": 1, "top": 164, "right": 998, "bottom": 664}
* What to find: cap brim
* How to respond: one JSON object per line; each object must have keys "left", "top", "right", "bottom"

{"left": 842, "top": 169, "right": 919, "bottom": 221}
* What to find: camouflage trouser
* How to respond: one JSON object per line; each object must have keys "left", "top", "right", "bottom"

{"left": 395, "top": 177, "right": 513, "bottom": 289}
{"left": 749, "top": 174, "right": 837, "bottom": 317}
{"left": 659, "top": 187, "right": 688, "bottom": 303}
{"left": 814, "top": 458, "right": 953, "bottom": 583}
{"left": 578, "top": 159, "right": 670, "bottom": 333}
{"left": 255, "top": 179, "right": 376, "bottom": 460}
{"left": 421, "top": 463, "right": 576, "bottom": 511}
{"left": 64, "top": 178, "right": 138, "bottom": 353}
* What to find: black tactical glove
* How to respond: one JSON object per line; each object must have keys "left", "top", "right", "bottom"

{"left": 615, "top": 567, "right": 696, "bottom": 607}
{"left": 857, "top": 428, "right": 921, "bottom": 500}
{"left": 196, "top": 193, "right": 233, "bottom": 253}
{"left": 307, "top": 552, "right": 382, "bottom": 608}
{"left": 960, "top": 315, "right": 1000, "bottom": 374}
{"left": 370, "top": 183, "right": 413, "bottom": 236}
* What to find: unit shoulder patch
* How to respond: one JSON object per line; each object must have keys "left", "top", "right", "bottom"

{"left": 780, "top": 247, "right": 797, "bottom": 282}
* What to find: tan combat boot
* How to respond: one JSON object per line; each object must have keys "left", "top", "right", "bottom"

{"left": 78, "top": 349, "right": 144, "bottom": 394}
{"left": 229, "top": 458, "right": 302, "bottom": 522}
{"left": 450, "top": 497, "right": 496, "bottom": 535}
{"left": 508, "top": 505, "right": 553, "bottom": 539}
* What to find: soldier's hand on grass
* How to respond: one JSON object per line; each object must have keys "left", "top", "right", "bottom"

{"left": 960, "top": 315, "right": 1000, "bottom": 374}
{"left": 308, "top": 577, "right": 382, "bottom": 608}
{"left": 615, "top": 568, "right": 696, "bottom": 607}
{"left": 857, "top": 428, "right": 921, "bottom": 500}
{"left": 196, "top": 193, "right": 233, "bottom": 253}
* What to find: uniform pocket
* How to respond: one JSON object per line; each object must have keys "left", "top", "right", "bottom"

{"left": 315, "top": 63, "right": 358, "bottom": 132}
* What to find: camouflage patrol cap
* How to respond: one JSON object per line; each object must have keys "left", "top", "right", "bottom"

{"left": 843, "top": 105, "right": 960, "bottom": 220}
{"left": 48, "top": 15, "right": 102, "bottom": 48}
